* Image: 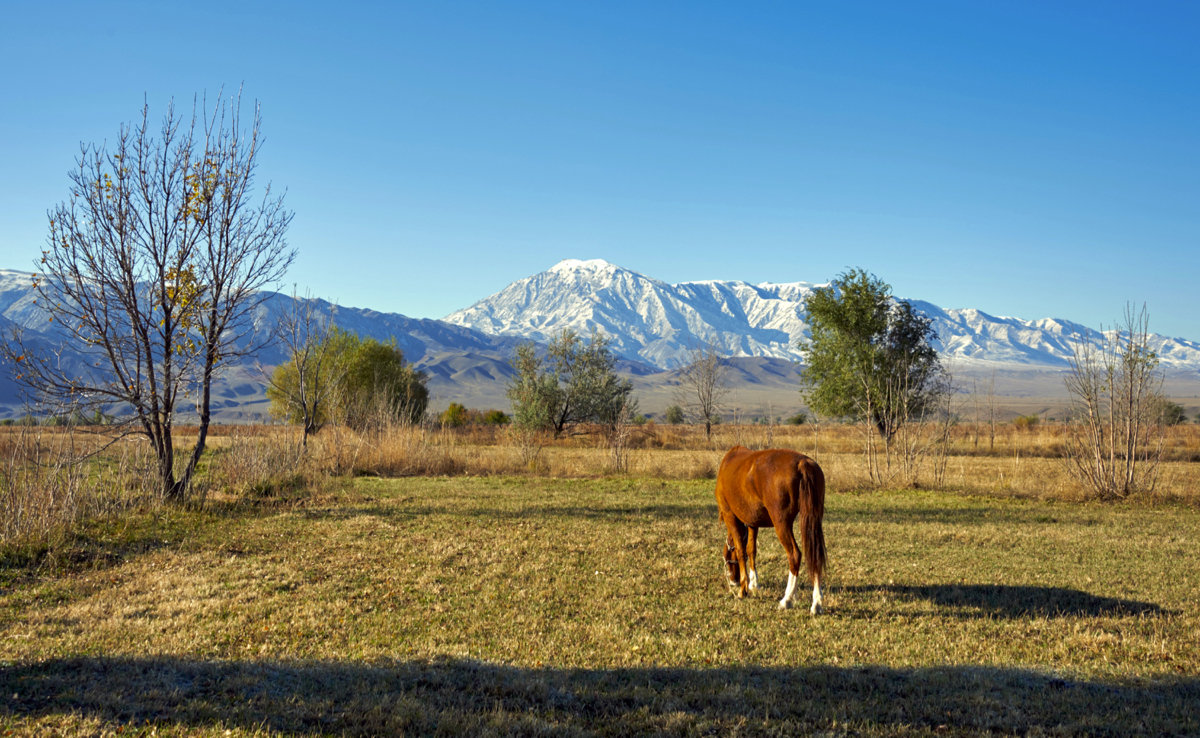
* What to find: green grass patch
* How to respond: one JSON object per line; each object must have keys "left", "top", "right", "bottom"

{"left": 2, "top": 477, "right": 1199, "bottom": 735}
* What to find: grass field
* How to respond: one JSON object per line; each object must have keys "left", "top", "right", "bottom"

{"left": 3, "top": 471, "right": 1199, "bottom": 736}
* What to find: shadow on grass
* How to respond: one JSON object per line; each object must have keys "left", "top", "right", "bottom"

{"left": 845, "top": 583, "right": 1170, "bottom": 618}
{"left": 831, "top": 504, "right": 1030, "bottom": 526}
{"left": 2, "top": 656, "right": 1197, "bottom": 735}
{"left": 298, "top": 502, "right": 716, "bottom": 524}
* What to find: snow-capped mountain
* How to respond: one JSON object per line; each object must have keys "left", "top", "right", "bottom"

{"left": 445, "top": 259, "right": 1200, "bottom": 372}
{"left": 444, "top": 259, "right": 818, "bottom": 367}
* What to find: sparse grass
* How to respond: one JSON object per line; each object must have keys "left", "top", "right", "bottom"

{"left": 3, "top": 475, "right": 1200, "bottom": 735}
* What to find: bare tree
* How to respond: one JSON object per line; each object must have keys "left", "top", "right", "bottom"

{"left": 264, "top": 291, "right": 341, "bottom": 448}
{"left": 676, "top": 343, "right": 728, "bottom": 440}
{"left": 605, "top": 392, "right": 638, "bottom": 474}
{"left": 1064, "top": 304, "right": 1164, "bottom": 500}
{"left": 3, "top": 92, "right": 292, "bottom": 501}
{"left": 971, "top": 372, "right": 998, "bottom": 452}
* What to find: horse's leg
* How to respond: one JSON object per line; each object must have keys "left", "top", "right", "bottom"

{"left": 772, "top": 520, "right": 802, "bottom": 610}
{"left": 723, "top": 515, "right": 751, "bottom": 598}
{"left": 810, "top": 571, "right": 823, "bottom": 615}
{"left": 746, "top": 527, "right": 759, "bottom": 592}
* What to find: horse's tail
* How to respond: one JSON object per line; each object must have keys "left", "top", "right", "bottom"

{"left": 797, "top": 456, "right": 827, "bottom": 583}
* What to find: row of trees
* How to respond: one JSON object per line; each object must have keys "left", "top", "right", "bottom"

{"left": 0, "top": 95, "right": 1171, "bottom": 502}
{"left": 245, "top": 271, "right": 1199, "bottom": 500}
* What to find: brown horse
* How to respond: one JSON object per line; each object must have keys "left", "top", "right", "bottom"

{"left": 715, "top": 446, "right": 827, "bottom": 613}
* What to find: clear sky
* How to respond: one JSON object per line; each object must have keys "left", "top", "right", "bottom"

{"left": 2, "top": 1, "right": 1198, "bottom": 338}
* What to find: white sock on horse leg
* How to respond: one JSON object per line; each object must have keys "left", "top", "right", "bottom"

{"left": 811, "top": 577, "right": 823, "bottom": 615}
{"left": 748, "top": 569, "right": 758, "bottom": 590}
{"left": 779, "top": 572, "right": 797, "bottom": 609}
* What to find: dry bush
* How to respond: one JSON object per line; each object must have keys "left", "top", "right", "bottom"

{"left": 200, "top": 427, "right": 315, "bottom": 502}
{"left": 314, "top": 423, "right": 466, "bottom": 478}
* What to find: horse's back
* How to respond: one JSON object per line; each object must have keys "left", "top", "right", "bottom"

{"left": 717, "top": 447, "right": 821, "bottom": 524}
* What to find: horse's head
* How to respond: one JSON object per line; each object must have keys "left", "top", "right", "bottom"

{"left": 723, "top": 535, "right": 739, "bottom": 585}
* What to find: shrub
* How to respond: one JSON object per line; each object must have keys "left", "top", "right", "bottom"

{"left": 1159, "top": 400, "right": 1187, "bottom": 426}
{"left": 1014, "top": 414, "right": 1040, "bottom": 431}
{"left": 441, "top": 403, "right": 469, "bottom": 428}
{"left": 483, "top": 410, "right": 511, "bottom": 426}
{"left": 665, "top": 405, "right": 685, "bottom": 425}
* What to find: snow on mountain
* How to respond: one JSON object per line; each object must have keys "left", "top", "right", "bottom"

{"left": 445, "top": 259, "right": 822, "bottom": 368}
{"left": 445, "top": 259, "right": 1200, "bottom": 372}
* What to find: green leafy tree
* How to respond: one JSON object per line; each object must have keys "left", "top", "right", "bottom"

{"left": 1158, "top": 400, "right": 1187, "bottom": 426}
{"left": 338, "top": 332, "right": 428, "bottom": 429}
{"left": 269, "top": 327, "right": 427, "bottom": 432}
{"left": 664, "top": 404, "right": 685, "bottom": 424}
{"left": 507, "top": 329, "right": 635, "bottom": 438}
{"left": 800, "top": 268, "right": 949, "bottom": 445}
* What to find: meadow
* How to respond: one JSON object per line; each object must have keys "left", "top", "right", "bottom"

{"left": 2, "top": 422, "right": 1200, "bottom": 735}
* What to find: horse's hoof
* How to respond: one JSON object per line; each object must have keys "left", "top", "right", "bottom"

{"left": 777, "top": 599, "right": 791, "bottom": 610}
{"left": 810, "top": 603, "right": 823, "bottom": 615}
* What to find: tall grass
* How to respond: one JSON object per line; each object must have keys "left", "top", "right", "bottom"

{"left": 0, "top": 427, "right": 158, "bottom": 547}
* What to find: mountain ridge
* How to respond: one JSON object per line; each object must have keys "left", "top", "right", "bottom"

{"left": 3, "top": 261, "right": 1199, "bottom": 420}
{"left": 445, "top": 259, "right": 1200, "bottom": 372}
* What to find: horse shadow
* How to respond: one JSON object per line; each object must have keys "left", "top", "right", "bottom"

{"left": 843, "top": 583, "right": 1169, "bottom": 619}
{"left": 3, "top": 656, "right": 1198, "bottom": 735}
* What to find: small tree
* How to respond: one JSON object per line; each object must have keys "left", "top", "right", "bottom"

{"left": 270, "top": 327, "right": 428, "bottom": 432}
{"left": 1064, "top": 304, "right": 1165, "bottom": 500}
{"left": 1158, "top": 400, "right": 1187, "bottom": 426}
{"left": 265, "top": 291, "right": 340, "bottom": 448}
{"left": 675, "top": 343, "right": 728, "bottom": 440}
{"left": 3, "top": 93, "right": 292, "bottom": 501}
{"left": 337, "top": 332, "right": 428, "bottom": 429}
{"left": 506, "top": 329, "right": 634, "bottom": 439}
{"left": 800, "top": 268, "right": 950, "bottom": 483}
{"left": 1013, "top": 414, "right": 1040, "bottom": 432}
{"left": 482, "top": 409, "right": 511, "bottom": 426}
{"left": 664, "top": 404, "right": 685, "bottom": 425}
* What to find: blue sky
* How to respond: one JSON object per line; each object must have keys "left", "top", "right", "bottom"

{"left": 3, "top": 1, "right": 1198, "bottom": 338}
